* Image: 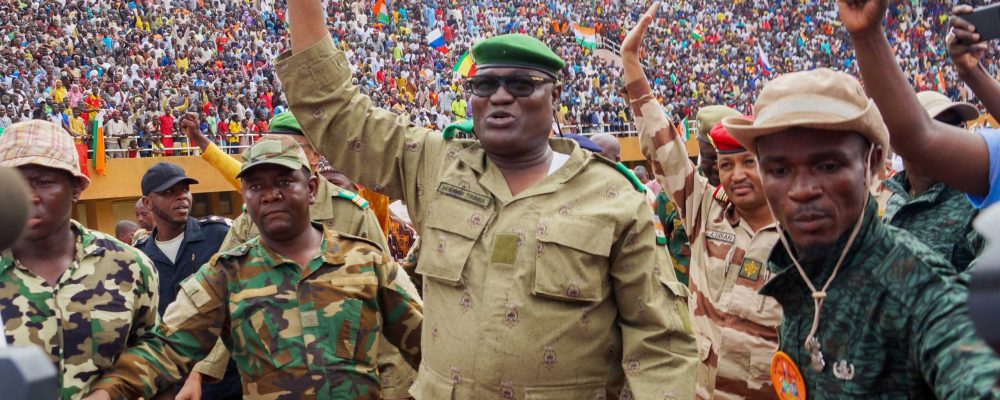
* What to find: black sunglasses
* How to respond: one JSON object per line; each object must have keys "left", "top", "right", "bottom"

{"left": 464, "top": 75, "right": 557, "bottom": 97}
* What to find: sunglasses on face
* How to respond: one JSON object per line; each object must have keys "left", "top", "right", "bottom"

{"left": 464, "top": 75, "right": 557, "bottom": 97}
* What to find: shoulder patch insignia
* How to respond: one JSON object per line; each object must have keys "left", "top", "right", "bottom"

{"left": 335, "top": 189, "right": 370, "bottom": 210}
{"left": 739, "top": 258, "right": 763, "bottom": 281}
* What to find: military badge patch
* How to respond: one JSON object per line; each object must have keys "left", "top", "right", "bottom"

{"left": 739, "top": 258, "right": 763, "bottom": 281}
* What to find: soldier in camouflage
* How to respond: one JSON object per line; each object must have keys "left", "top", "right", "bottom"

{"left": 882, "top": 91, "right": 982, "bottom": 272}
{"left": 625, "top": 5, "right": 782, "bottom": 398}
{"left": 0, "top": 120, "right": 160, "bottom": 400}
{"left": 85, "top": 137, "right": 423, "bottom": 400}
{"left": 192, "top": 112, "right": 418, "bottom": 399}
{"left": 726, "top": 65, "right": 1000, "bottom": 398}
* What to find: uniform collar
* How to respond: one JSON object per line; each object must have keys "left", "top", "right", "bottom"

{"left": 254, "top": 222, "right": 346, "bottom": 279}
{"left": 760, "top": 199, "right": 883, "bottom": 300}
{"left": 150, "top": 217, "right": 204, "bottom": 245}
{"left": 463, "top": 137, "right": 589, "bottom": 202}
{"left": 884, "top": 171, "right": 948, "bottom": 204}
{"left": 0, "top": 220, "right": 101, "bottom": 276}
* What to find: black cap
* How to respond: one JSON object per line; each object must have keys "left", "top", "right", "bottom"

{"left": 141, "top": 162, "right": 199, "bottom": 196}
{"left": 562, "top": 133, "right": 603, "bottom": 153}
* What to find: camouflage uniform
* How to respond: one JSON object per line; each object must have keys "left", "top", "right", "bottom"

{"left": 760, "top": 201, "right": 1000, "bottom": 398}
{"left": 882, "top": 172, "right": 981, "bottom": 272}
{"left": 276, "top": 37, "right": 698, "bottom": 399}
{"left": 207, "top": 177, "right": 419, "bottom": 399}
{"left": 656, "top": 191, "right": 691, "bottom": 285}
{"left": 91, "top": 225, "right": 423, "bottom": 399}
{"left": 0, "top": 221, "right": 159, "bottom": 400}
{"left": 131, "top": 228, "right": 150, "bottom": 245}
{"left": 632, "top": 84, "right": 781, "bottom": 399}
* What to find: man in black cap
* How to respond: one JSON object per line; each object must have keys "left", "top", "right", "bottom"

{"left": 134, "top": 162, "right": 241, "bottom": 400}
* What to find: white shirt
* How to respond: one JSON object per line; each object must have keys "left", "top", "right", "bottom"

{"left": 155, "top": 232, "right": 185, "bottom": 264}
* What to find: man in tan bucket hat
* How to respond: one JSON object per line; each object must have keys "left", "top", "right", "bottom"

{"left": 723, "top": 67, "right": 1000, "bottom": 398}
{"left": 882, "top": 91, "right": 982, "bottom": 272}
{"left": 0, "top": 120, "right": 160, "bottom": 400}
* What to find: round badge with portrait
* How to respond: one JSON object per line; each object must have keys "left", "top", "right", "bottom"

{"left": 771, "top": 351, "right": 807, "bottom": 400}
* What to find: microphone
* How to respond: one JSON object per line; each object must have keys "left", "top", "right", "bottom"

{"left": 0, "top": 167, "right": 31, "bottom": 252}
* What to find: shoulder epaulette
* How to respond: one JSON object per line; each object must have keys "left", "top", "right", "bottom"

{"left": 333, "top": 231, "right": 386, "bottom": 253}
{"left": 199, "top": 215, "right": 233, "bottom": 227}
{"left": 335, "top": 188, "right": 370, "bottom": 210}
{"left": 712, "top": 185, "right": 729, "bottom": 203}
{"left": 210, "top": 237, "right": 255, "bottom": 263}
{"left": 592, "top": 156, "right": 646, "bottom": 193}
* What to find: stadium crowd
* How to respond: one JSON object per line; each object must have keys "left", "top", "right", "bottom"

{"left": 0, "top": 0, "right": 997, "bottom": 158}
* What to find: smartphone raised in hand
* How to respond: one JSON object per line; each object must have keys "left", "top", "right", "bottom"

{"left": 964, "top": 3, "right": 1000, "bottom": 43}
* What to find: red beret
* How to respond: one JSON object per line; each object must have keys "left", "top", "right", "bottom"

{"left": 709, "top": 122, "right": 746, "bottom": 154}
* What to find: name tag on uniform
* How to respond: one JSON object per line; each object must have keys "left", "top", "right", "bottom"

{"left": 438, "top": 182, "right": 491, "bottom": 208}
{"left": 739, "top": 258, "right": 763, "bottom": 281}
{"left": 705, "top": 230, "right": 736, "bottom": 244}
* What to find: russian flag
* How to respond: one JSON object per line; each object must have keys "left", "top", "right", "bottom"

{"left": 756, "top": 45, "right": 773, "bottom": 75}
{"left": 427, "top": 28, "right": 448, "bottom": 54}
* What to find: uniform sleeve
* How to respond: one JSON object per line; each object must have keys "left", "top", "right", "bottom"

{"left": 375, "top": 253, "right": 423, "bottom": 369}
{"left": 130, "top": 252, "right": 160, "bottom": 344}
{"left": 274, "top": 36, "right": 448, "bottom": 228}
{"left": 191, "top": 340, "right": 230, "bottom": 382}
{"left": 901, "top": 256, "right": 1000, "bottom": 399}
{"left": 91, "top": 262, "right": 230, "bottom": 399}
{"left": 200, "top": 142, "right": 242, "bottom": 190}
{"left": 629, "top": 82, "right": 712, "bottom": 232}
{"left": 612, "top": 198, "right": 698, "bottom": 399}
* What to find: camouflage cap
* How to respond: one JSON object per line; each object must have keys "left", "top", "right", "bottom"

{"left": 237, "top": 136, "right": 311, "bottom": 178}
{"left": 0, "top": 120, "right": 91, "bottom": 190}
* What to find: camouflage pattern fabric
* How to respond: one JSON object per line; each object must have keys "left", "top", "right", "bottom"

{"left": 0, "top": 221, "right": 159, "bottom": 400}
{"left": 656, "top": 191, "right": 691, "bottom": 285}
{"left": 761, "top": 201, "right": 1000, "bottom": 398}
{"left": 211, "top": 177, "right": 419, "bottom": 399}
{"left": 276, "top": 36, "right": 698, "bottom": 399}
{"left": 882, "top": 172, "right": 981, "bottom": 272}
{"left": 631, "top": 83, "right": 781, "bottom": 399}
{"left": 91, "top": 225, "right": 423, "bottom": 400}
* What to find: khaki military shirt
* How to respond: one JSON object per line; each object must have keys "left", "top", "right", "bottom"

{"left": 276, "top": 37, "right": 698, "bottom": 400}
{"left": 206, "top": 176, "right": 418, "bottom": 399}
{"left": 92, "top": 225, "right": 423, "bottom": 399}
{"left": 0, "top": 221, "right": 159, "bottom": 400}
{"left": 632, "top": 85, "right": 781, "bottom": 399}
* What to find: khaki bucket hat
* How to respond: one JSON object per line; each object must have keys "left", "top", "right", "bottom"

{"left": 723, "top": 68, "right": 889, "bottom": 153}
{"left": 916, "top": 91, "right": 979, "bottom": 122}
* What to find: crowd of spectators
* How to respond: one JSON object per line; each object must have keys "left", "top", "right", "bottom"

{"left": 0, "top": 0, "right": 997, "bottom": 158}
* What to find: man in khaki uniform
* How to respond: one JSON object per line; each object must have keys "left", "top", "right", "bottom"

{"left": 277, "top": 0, "right": 698, "bottom": 398}
{"left": 623, "top": 5, "right": 781, "bottom": 398}
{"left": 178, "top": 112, "right": 418, "bottom": 399}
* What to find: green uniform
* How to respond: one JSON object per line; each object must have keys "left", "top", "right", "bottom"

{"left": 92, "top": 225, "right": 423, "bottom": 399}
{"left": 211, "top": 177, "right": 418, "bottom": 399}
{"left": 655, "top": 191, "right": 691, "bottom": 285}
{"left": 276, "top": 36, "right": 697, "bottom": 399}
{"left": 882, "top": 172, "right": 981, "bottom": 272}
{"left": 0, "top": 221, "right": 159, "bottom": 400}
{"left": 760, "top": 201, "right": 1000, "bottom": 398}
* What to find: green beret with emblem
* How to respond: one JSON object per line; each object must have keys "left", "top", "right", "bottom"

{"left": 695, "top": 105, "right": 740, "bottom": 143}
{"left": 268, "top": 112, "right": 304, "bottom": 135}
{"left": 472, "top": 34, "right": 565, "bottom": 78}
{"left": 237, "top": 136, "right": 311, "bottom": 178}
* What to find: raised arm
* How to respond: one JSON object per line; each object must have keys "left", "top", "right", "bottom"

{"left": 950, "top": 5, "right": 1000, "bottom": 120}
{"left": 622, "top": 2, "right": 710, "bottom": 228}
{"left": 839, "top": 0, "right": 990, "bottom": 196}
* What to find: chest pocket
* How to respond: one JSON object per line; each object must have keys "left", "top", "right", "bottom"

{"left": 90, "top": 308, "right": 133, "bottom": 369}
{"left": 417, "top": 199, "right": 489, "bottom": 286}
{"left": 311, "top": 275, "right": 379, "bottom": 363}
{"left": 533, "top": 217, "right": 614, "bottom": 303}
{"left": 230, "top": 291, "right": 294, "bottom": 370}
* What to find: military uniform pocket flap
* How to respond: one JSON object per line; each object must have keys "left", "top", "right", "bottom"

{"left": 536, "top": 217, "right": 614, "bottom": 257}
{"left": 523, "top": 381, "right": 606, "bottom": 399}
{"left": 661, "top": 280, "right": 691, "bottom": 299}
{"left": 330, "top": 276, "right": 379, "bottom": 286}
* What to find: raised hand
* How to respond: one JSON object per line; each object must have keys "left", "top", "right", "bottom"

{"left": 621, "top": 1, "right": 660, "bottom": 61}
{"left": 837, "top": 0, "right": 889, "bottom": 37}
{"left": 947, "top": 5, "right": 989, "bottom": 74}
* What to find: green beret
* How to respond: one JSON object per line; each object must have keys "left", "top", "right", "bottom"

{"left": 695, "top": 105, "right": 741, "bottom": 143}
{"left": 443, "top": 119, "right": 474, "bottom": 140}
{"left": 472, "top": 34, "right": 565, "bottom": 78}
{"left": 268, "top": 112, "right": 303, "bottom": 135}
